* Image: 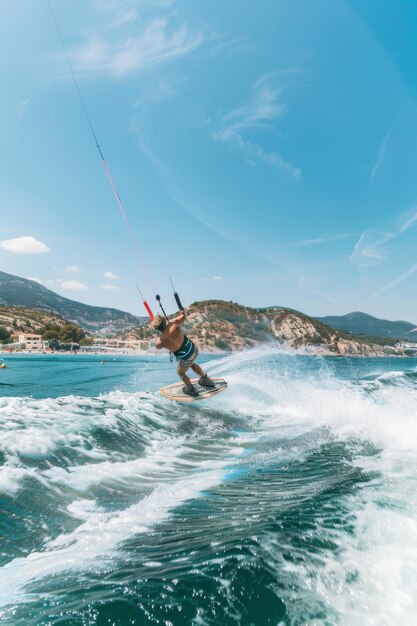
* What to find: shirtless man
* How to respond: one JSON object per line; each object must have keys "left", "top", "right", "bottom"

{"left": 151, "top": 312, "right": 215, "bottom": 396}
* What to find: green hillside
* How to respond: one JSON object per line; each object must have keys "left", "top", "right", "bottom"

{"left": 0, "top": 306, "right": 86, "bottom": 345}
{"left": 317, "top": 311, "right": 417, "bottom": 340}
{"left": 0, "top": 271, "right": 143, "bottom": 334}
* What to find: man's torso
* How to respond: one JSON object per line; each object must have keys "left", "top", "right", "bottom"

{"left": 159, "top": 324, "right": 185, "bottom": 352}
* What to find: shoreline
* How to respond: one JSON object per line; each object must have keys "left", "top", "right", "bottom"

{"left": 1, "top": 348, "right": 416, "bottom": 358}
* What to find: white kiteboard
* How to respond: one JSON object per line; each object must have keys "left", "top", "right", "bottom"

{"left": 160, "top": 378, "right": 227, "bottom": 403}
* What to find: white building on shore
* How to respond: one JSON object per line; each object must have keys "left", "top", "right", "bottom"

{"left": 80, "top": 338, "right": 154, "bottom": 352}
{"left": 14, "top": 333, "right": 46, "bottom": 351}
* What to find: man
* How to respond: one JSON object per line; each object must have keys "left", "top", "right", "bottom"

{"left": 151, "top": 311, "right": 215, "bottom": 396}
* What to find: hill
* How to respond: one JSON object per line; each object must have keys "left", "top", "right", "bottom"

{"left": 316, "top": 311, "right": 417, "bottom": 340}
{"left": 0, "top": 271, "right": 143, "bottom": 334}
{"left": 125, "top": 300, "right": 401, "bottom": 356}
{"left": 0, "top": 305, "right": 88, "bottom": 345}
{"left": 0, "top": 306, "right": 70, "bottom": 334}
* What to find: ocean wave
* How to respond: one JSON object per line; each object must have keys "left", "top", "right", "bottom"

{"left": 1, "top": 350, "right": 417, "bottom": 625}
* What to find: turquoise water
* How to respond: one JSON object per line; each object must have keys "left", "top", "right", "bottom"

{"left": 1, "top": 350, "right": 417, "bottom": 625}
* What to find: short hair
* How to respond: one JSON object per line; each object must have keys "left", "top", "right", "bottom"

{"left": 150, "top": 314, "right": 166, "bottom": 331}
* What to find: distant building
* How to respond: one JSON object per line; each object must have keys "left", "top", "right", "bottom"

{"left": 397, "top": 341, "right": 417, "bottom": 351}
{"left": 80, "top": 338, "right": 153, "bottom": 352}
{"left": 14, "top": 333, "right": 45, "bottom": 351}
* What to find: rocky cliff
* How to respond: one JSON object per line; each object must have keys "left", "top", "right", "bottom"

{"left": 127, "top": 300, "right": 398, "bottom": 356}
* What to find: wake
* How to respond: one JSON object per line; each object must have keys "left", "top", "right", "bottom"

{"left": 1, "top": 349, "right": 417, "bottom": 625}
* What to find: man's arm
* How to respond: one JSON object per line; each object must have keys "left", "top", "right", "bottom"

{"left": 155, "top": 337, "right": 163, "bottom": 349}
{"left": 171, "top": 311, "right": 186, "bottom": 326}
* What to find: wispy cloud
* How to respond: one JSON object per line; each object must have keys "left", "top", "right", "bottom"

{"left": 369, "top": 117, "right": 397, "bottom": 187}
{"left": 398, "top": 207, "right": 417, "bottom": 233}
{"left": 70, "top": 17, "right": 203, "bottom": 77}
{"left": 99, "top": 283, "right": 119, "bottom": 290}
{"left": 17, "top": 98, "right": 29, "bottom": 119}
{"left": 351, "top": 206, "right": 417, "bottom": 269}
{"left": 352, "top": 206, "right": 417, "bottom": 301}
{"left": 276, "top": 233, "right": 351, "bottom": 248}
{"left": 1, "top": 236, "right": 50, "bottom": 254}
{"left": 213, "top": 73, "right": 301, "bottom": 180}
{"left": 95, "top": 0, "right": 174, "bottom": 10}
{"left": 104, "top": 8, "right": 138, "bottom": 30}
{"left": 58, "top": 280, "right": 89, "bottom": 291}
{"left": 208, "top": 34, "right": 252, "bottom": 58}
{"left": 65, "top": 265, "right": 80, "bottom": 273}
{"left": 138, "top": 139, "right": 289, "bottom": 271}
{"left": 103, "top": 271, "right": 119, "bottom": 280}
{"left": 297, "top": 277, "right": 341, "bottom": 307}
{"left": 197, "top": 275, "right": 223, "bottom": 283}
{"left": 368, "top": 263, "right": 417, "bottom": 302}
{"left": 350, "top": 231, "right": 395, "bottom": 269}
{"left": 132, "top": 78, "right": 177, "bottom": 109}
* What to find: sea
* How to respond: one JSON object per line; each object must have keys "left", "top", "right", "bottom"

{"left": 0, "top": 349, "right": 416, "bottom": 626}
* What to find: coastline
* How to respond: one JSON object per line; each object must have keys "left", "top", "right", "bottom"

{"left": 1, "top": 346, "right": 416, "bottom": 358}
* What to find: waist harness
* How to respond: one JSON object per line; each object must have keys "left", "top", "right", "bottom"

{"left": 173, "top": 335, "right": 195, "bottom": 360}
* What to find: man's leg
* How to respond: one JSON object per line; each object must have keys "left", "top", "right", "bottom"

{"left": 179, "top": 370, "right": 192, "bottom": 385}
{"left": 191, "top": 362, "right": 205, "bottom": 378}
{"left": 177, "top": 362, "right": 197, "bottom": 395}
{"left": 191, "top": 362, "right": 215, "bottom": 388}
{"left": 177, "top": 362, "right": 191, "bottom": 384}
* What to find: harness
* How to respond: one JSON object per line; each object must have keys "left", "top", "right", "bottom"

{"left": 173, "top": 335, "right": 195, "bottom": 361}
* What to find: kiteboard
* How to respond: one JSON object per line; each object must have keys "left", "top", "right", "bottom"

{"left": 160, "top": 378, "right": 227, "bottom": 403}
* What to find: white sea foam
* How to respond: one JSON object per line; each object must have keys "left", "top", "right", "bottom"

{"left": 1, "top": 349, "right": 417, "bottom": 624}
{"left": 315, "top": 463, "right": 417, "bottom": 625}
{"left": 213, "top": 348, "right": 417, "bottom": 452}
{"left": 43, "top": 434, "right": 209, "bottom": 491}
{"left": 272, "top": 455, "right": 417, "bottom": 625}
{"left": 0, "top": 465, "right": 41, "bottom": 495}
{"left": 0, "top": 469, "right": 225, "bottom": 609}
{"left": 212, "top": 350, "right": 417, "bottom": 625}
{"left": 0, "top": 384, "right": 239, "bottom": 610}
{"left": 214, "top": 349, "right": 417, "bottom": 625}
{"left": 0, "top": 390, "right": 168, "bottom": 462}
{"left": 0, "top": 396, "right": 114, "bottom": 459}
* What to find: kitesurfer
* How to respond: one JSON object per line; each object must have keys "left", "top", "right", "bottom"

{"left": 152, "top": 312, "right": 215, "bottom": 396}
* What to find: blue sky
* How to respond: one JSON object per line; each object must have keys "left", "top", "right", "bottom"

{"left": 1, "top": 0, "right": 417, "bottom": 321}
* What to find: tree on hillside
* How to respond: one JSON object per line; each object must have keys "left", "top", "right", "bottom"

{"left": 37, "top": 323, "right": 61, "bottom": 336}
{"left": 80, "top": 337, "right": 94, "bottom": 346}
{"left": 38, "top": 322, "right": 86, "bottom": 343}
{"left": 0, "top": 326, "right": 11, "bottom": 343}
{"left": 48, "top": 338, "right": 60, "bottom": 351}
{"left": 59, "top": 324, "right": 85, "bottom": 343}
{"left": 42, "top": 329, "right": 60, "bottom": 341}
